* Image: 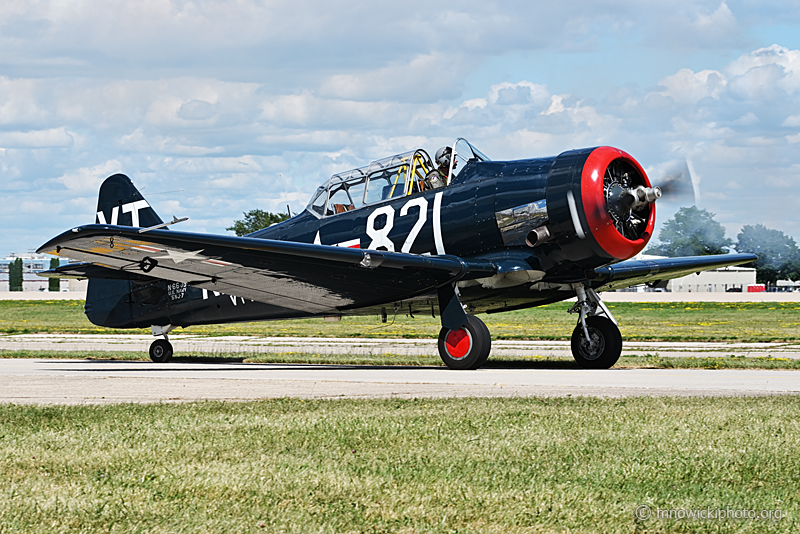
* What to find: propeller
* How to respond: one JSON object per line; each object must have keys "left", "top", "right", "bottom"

{"left": 648, "top": 158, "right": 700, "bottom": 205}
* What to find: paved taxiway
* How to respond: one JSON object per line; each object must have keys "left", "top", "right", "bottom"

{"left": 2, "top": 334, "right": 799, "bottom": 404}
{"left": 3, "top": 333, "right": 800, "bottom": 360}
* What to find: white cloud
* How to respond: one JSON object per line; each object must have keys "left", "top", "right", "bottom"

{"left": 118, "top": 129, "right": 224, "bottom": 156}
{"left": 57, "top": 160, "right": 124, "bottom": 193}
{"left": 0, "top": 77, "right": 48, "bottom": 125}
{"left": 782, "top": 114, "right": 800, "bottom": 127}
{"left": 658, "top": 69, "right": 727, "bottom": 104}
{"left": 731, "top": 112, "right": 759, "bottom": 125}
{"left": 318, "top": 54, "right": 464, "bottom": 103}
{"left": 689, "top": 1, "right": 739, "bottom": 43}
{"left": 178, "top": 100, "right": 219, "bottom": 121}
{"left": 157, "top": 156, "right": 264, "bottom": 174}
{"left": 0, "top": 127, "right": 73, "bottom": 148}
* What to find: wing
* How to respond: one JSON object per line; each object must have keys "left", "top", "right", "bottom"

{"left": 37, "top": 225, "right": 497, "bottom": 315}
{"left": 590, "top": 253, "right": 758, "bottom": 291}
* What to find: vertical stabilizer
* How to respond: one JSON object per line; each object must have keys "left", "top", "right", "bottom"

{"left": 87, "top": 174, "right": 164, "bottom": 328}
{"left": 95, "top": 174, "right": 164, "bottom": 228}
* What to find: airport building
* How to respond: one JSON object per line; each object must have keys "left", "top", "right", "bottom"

{"left": 666, "top": 265, "right": 757, "bottom": 293}
{"left": 0, "top": 253, "right": 86, "bottom": 292}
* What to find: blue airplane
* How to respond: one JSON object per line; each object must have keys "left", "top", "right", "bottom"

{"left": 38, "top": 138, "right": 755, "bottom": 369}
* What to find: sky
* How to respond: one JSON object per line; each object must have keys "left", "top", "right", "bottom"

{"left": 2, "top": 0, "right": 800, "bottom": 258}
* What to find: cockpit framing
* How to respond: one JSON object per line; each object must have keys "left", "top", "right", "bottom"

{"left": 306, "top": 138, "right": 491, "bottom": 218}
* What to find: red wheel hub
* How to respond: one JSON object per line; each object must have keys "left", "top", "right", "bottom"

{"left": 445, "top": 329, "right": 472, "bottom": 359}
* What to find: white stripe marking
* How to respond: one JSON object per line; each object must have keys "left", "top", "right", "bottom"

{"left": 566, "top": 190, "right": 586, "bottom": 240}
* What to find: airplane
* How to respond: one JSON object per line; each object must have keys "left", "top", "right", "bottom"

{"left": 37, "top": 138, "right": 756, "bottom": 370}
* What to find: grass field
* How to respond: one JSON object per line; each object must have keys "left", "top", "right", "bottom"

{"left": 1, "top": 300, "right": 799, "bottom": 342}
{"left": 1, "top": 303, "right": 798, "bottom": 532}
{"left": 1, "top": 397, "right": 797, "bottom": 533}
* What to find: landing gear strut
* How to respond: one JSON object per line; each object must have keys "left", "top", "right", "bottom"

{"left": 437, "top": 314, "right": 491, "bottom": 370}
{"left": 568, "top": 284, "right": 622, "bottom": 369}
{"left": 149, "top": 324, "right": 175, "bottom": 363}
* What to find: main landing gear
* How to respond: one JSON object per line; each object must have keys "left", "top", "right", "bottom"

{"left": 437, "top": 314, "right": 491, "bottom": 370}
{"left": 149, "top": 325, "right": 175, "bottom": 363}
{"left": 568, "top": 284, "right": 622, "bottom": 369}
{"left": 436, "top": 284, "right": 492, "bottom": 370}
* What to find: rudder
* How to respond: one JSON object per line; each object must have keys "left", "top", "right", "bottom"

{"left": 95, "top": 174, "right": 163, "bottom": 228}
{"left": 87, "top": 174, "right": 164, "bottom": 328}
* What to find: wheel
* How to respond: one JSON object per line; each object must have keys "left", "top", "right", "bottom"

{"left": 437, "top": 314, "right": 491, "bottom": 370}
{"left": 472, "top": 317, "right": 492, "bottom": 368}
{"left": 149, "top": 339, "right": 173, "bottom": 363}
{"left": 570, "top": 316, "right": 622, "bottom": 369}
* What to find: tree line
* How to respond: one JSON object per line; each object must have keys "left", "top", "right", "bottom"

{"left": 646, "top": 206, "right": 800, "bottom": 285}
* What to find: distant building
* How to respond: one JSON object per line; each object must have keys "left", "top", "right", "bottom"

{"left": 0, "top": 253, "right": 77, "bottom": 292}
{"left": 666, "top": 265, "right": 756, "bottom": 293}
{"left": 777, "top": 280, "right": 800, "bottom": 292}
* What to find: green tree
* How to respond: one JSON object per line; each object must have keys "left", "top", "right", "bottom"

{"left": 9, "top": 258, "right": 23, "bottom": 292}
{"left": 226, "top": 209, "right": 290, "bottom": 237}
{"left": 736, "top": 224, "right": 800, "bottom": 285}
{"left": 646, "top": 206, "right": 732, "bottom": 257}
{"left": 48, "top": 258, "right": 61, "bottom": 292}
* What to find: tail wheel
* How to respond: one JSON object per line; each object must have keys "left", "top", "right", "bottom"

{"left": 438, "top": 314, "right": 491, "bottom": 370}
{"left": 570, "top": 316, "right": 622, "bottom": 369}
{"left": 149, "top": 339, "right": 173, "bottom": 363}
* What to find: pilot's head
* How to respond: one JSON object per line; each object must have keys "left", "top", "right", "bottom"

{"left": 435, "top": 146, "right": 455, "bottom": 172}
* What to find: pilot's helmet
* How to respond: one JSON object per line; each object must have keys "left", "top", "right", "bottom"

{"left": 435, "top": 146, "right": 452, "bottom": 168}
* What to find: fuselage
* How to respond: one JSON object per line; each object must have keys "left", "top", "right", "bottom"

{"left": 84, "top": 146, "right": 657, "bottom": 329}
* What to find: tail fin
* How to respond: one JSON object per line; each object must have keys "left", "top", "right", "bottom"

{"left": 87, "top": 174, "right": 163, "bottom": 328}
{"left": 95, "top": 174, "right": 163, "bottom": 228}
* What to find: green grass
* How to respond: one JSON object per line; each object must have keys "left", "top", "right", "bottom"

{"left": 3, "top": 349, "right": 800, "bottom": 370}
{"left": 1, "top": 300, "right": 799, "bottom": 342}
{"left": 0, "top": 397, "right": 797, "bottom": 533}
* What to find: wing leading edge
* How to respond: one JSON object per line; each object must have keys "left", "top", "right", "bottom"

{"left": 38, "top": 225, "right": 497, "bottom": 315}
{"left": 591, "top": 253, "right": 758, "bottom": 291}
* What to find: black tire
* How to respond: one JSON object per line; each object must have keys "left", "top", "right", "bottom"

{"left": 570, "top": 316, "right": 622, "bottom": 369}
{"left": 438, "top": 314, "right": 491, "bottom": 370}
{"left": 472, "top": 316, "right": 492, "bottom": 368}
{"left": 149, "top": 339, "right": 173, "bottom": 363}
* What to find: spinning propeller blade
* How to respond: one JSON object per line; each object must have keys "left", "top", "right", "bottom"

{"left": 649, "top": 158, "right": 700, "bottom": 205}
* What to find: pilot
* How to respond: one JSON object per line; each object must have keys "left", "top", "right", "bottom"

{"left": 423, "top": 146, "right": 457, "bottom": 190}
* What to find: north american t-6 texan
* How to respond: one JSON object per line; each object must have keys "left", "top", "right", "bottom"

{"left": 38, "top": 138, "right": 756, "bottom": 369}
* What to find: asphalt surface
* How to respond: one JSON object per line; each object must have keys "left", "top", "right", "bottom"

{"left": 1, "top": 334, "right": 799, "bottom": 404}
{"left": 2, "top": 333, "right": 800, "bottom": 360}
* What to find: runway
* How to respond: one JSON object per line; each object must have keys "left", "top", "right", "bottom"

{"left": 2, "top": 334, "right": 799, "bottom": 404}
{"left": 3, "top": 333, "right": 800, "bottom": 360}
{"left": 1, "top": 356, "right": 799, "bottom": 405}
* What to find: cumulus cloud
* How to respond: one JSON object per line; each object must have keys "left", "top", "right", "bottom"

{"left": 318, "top": 54, "right": 465, "bottom": 103}
{"left": 0, "top": 127, "right": 73, "bottom": 148}
{"left": 642, "top": 1, "right": 745, "bottom": 50}
{"left": 57, "top": 160, "right": 124, "bottom": 193}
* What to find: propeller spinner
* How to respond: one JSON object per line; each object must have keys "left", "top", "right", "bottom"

{"left": 602, "top": 159, "right": 661, "bottom": 241}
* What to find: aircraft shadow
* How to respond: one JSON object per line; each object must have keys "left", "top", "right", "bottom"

{"left": 50, "top": 356, "right": 582, "bottom": 371}
{"left": 483, "top": 359, "right": 581, "bottom": 370}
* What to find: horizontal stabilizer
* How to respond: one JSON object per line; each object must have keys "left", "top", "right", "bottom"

{"left": 38, "top": 262, "right": 158, "bottom": 282}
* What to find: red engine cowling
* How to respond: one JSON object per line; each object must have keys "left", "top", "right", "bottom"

{"left": 544, "top": 146, "right": 658, "bottom": 270}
